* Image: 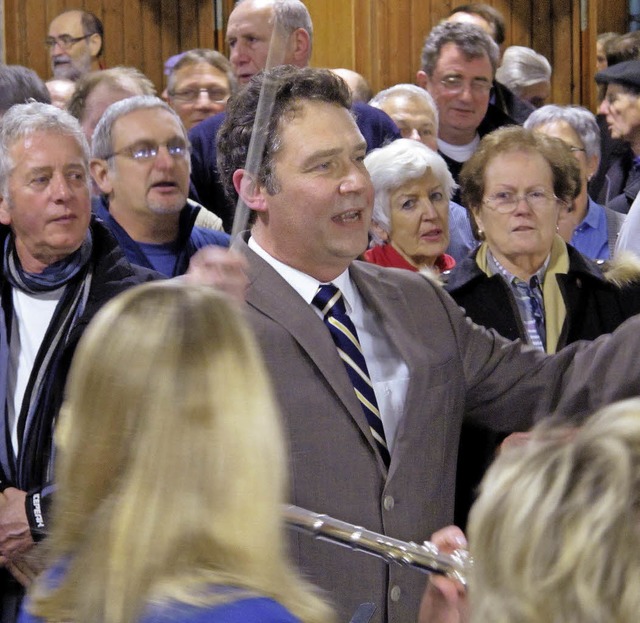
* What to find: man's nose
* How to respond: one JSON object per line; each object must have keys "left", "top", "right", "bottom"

{"left": 153, "top": 145, "right": 176, "bottom": 169}
{"left": 598, "top": 99, "right": 610, "bottom": 116}
{"left": 50, "top": 173, "right": 71, "bottom": 200}
{"left": 194, "top": 91, "right": 214, "bottom": 109}
{"left": 230, "top": 43, "right": 247, "bottom": 65}
{"left": 340, "top": 162, "right": 369, "bottom": 193}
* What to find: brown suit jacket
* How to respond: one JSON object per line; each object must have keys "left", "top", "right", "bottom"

{"left": 236, "top": 234, "right": 640, "bottom": 623}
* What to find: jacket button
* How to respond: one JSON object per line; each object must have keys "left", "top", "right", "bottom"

{"left": 390, "top": 585, "right": 402, "bottom": 602}
{"left": 383, "top": 495, "right": 395, "bottom": 511}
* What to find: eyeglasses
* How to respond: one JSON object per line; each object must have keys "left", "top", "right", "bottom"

{"left": 103, "top": 139, "right": 190, "bottom": 162}
{"left": 568, "top": 146, "right": 586, "bottom": 153}
{"left": 439, "top": 76, "right": 492, "bottom": 95}
{"left": 168, "top": 87, "right": 230, "bottom": 104}
{"left": 45, "top": 34, "right": 93, "bottom": 50}
{"left": 483, "top": 190, "right": 566, "bottom": 213}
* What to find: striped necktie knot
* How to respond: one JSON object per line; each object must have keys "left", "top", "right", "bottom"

{"left": 312, "top": 284, "right": 390, "bottom": 467}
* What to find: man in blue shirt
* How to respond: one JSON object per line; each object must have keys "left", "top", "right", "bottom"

{"left": 90, "top": 96, "right": 229, "bottom": 276}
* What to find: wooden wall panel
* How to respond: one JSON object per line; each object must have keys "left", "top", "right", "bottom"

{"left": 4, "top": 0, "right": 216, "bottom": 94}
{"left": 2, "top": 0, "right": 631, "bottom": 111}
{"left": 306, "top": 1, "right": 356, "bottom": 68}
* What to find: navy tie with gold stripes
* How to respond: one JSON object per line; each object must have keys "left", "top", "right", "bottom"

{"left": 312, "top": 284, "right": 390, "bottom": 467}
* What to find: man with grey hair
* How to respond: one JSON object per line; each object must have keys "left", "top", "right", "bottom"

{"left": 166, "top": 49, "right": 236, "bottom": 131}
{"left": 67, "top": 66, "right": 156, "bottom": 144}
{"left": 445, "top": 3, "right": 535, "bottom": 124}
{"left": 91, "top": 96, "right": 229, "bottom": 276}
{"left": 188, "top": 0, "right": 399, "bottom": 231}
{"left": 0, "top": 102, "right": 157, "bottom": 621}
{"left": 524, "top": 104, "right": 625, "bottom": 260}
{"left": 416, "top": 21, "right": 518, "bottom": 190}
{"left": 370, "top": 84, "right": 440, "bottom": 150}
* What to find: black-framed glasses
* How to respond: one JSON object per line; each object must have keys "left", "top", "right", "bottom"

{"left": 483, "top": 190, "right": 566, "bottom": 213}
{"left": 45, "top": 34, "right": 93, "bottom": 50}
{"left": 168, "top": 87, "right": 230, "bottom": 104}
{"left": 103, "top": 139, "right": 190, "bottom": 162}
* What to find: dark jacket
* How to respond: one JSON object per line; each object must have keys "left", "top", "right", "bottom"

{"left": 93, "top": 196, "right": 230, "bottom": 276}
{"left": 446, "top": 244, "right": 640, "bottom": 527}
{"left": 0, "top": 219, "right": 159, "bottom": 620}
{"left": 492, "top": 81, "right": 535, "bottom": 124}
{"left": 589, "top": 114, "right": 633, "bottom": 209}
{"left": 0, "top": 218, "right": 159, "bottom": 536}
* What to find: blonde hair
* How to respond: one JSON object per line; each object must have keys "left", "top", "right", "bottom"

{"left": 468, "top": 399, "right": 640, "bottom": 623}
{"left": 27, "top": 281, "right": 334, "bottom": 623}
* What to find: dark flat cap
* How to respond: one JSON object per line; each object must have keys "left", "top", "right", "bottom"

{"left": 595, "top": 59, "right": 640, "bottom": 89}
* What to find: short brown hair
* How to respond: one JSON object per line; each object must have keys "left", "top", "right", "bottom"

{"left": 460, "top": 126, "right": 581, "bottom": 214}
{"left": 217, "top": 65, "right": 351, "bottom": 204}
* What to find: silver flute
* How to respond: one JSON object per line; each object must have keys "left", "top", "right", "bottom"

{"left": 284, "top": 505, "right": 471, "bottom": 587}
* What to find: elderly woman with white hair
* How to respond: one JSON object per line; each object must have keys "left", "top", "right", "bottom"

{"left": 363, "top": 138, "right": 457, "bottom": 273}
{"left": 496, "top": 46, "right": 552, "bottom": 109}
{"left": 524, "top": 104, "right": 625, "bottom": 260}
{"left": 368, "top": 89, "right": 476, "bottom": 261}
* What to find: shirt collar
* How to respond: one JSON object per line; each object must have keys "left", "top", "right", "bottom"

{"left": 487, "top": 248, "right": 549, "bottom": 286}
{"left": 580, "top": 196, "right": 600, "bottom": 230}
{"left": 248, "top": 236, "right": 354, "bottom": 312}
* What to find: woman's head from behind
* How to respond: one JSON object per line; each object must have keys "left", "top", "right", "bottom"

{"left": 460, "top": 126, "right": 579, "bottom": 277}
{"left": 364, "top": 138, "right": 456, "bottom": 268}
{"left": 468, "top": 398, "right": 640, "bottom": 623}
{"left": 495, "top": 46, "right": 552, "bottom": 108}
{"left": 48, "top": 281, "right": 298, "bottom": 620}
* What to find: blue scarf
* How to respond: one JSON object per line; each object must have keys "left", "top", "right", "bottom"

{"left": 3, "top": 232, "right": 93, "bottom": 293}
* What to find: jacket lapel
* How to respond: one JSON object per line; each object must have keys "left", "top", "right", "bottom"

{"left": 238, "top": 237, "right": 376, "bottom": 452}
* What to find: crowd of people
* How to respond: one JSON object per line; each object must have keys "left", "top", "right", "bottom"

{"left": 1, "top": 1, "right": 640, "bottom": 622}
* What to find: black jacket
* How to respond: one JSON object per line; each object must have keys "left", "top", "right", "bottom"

{"left": 446, "top": 244, "right": 640, "bottom": 527}
{"left": 0, "top": 218, "right": 158, "bottom": 537}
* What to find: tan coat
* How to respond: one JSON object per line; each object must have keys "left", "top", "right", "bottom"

{"left": 236, "top": 234, "right": 640, "bottom": 623}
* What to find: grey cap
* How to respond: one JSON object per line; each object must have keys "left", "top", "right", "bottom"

{"left": 595, "top": 59, "right": 640, "bottom": 89}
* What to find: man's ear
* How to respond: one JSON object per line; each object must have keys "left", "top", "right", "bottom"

{"left": 416, "top": 70, "right": 429, "bottom": 90}
{"left": 289, "top": 28, "right": 311, "bottom": 65}
{"left": 587, "top": 154, "right": 599, "bottom": 180}
{"left": 0, "top": 195, "right": 11, "bottom": 226}
{"left": 90, "top": 159, "right": 113, "bottom": 195}
{"left": 233, "top": 169, "right": 267, "bottom": 212}
{"left": 88, "top": 33, "right": 102, "bottom": 59}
